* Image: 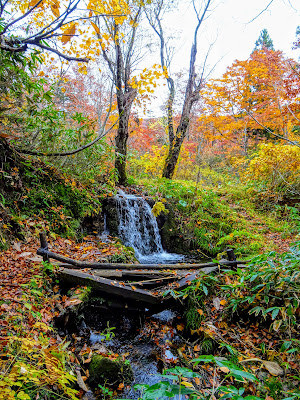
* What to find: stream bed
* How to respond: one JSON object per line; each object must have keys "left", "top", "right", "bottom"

{"left": 85, "top": 308, "right": 185, "bottom": 399}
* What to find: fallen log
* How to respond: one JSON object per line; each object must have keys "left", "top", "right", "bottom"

{"left": 37, "top": 248, "right": 248, "bottom": 270}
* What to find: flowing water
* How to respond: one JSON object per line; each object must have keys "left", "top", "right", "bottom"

{"left": 90, "top": 191, "right": 187, "bottom": 397}
{"left": 87, "top": 309, "right": 183, "bottom": 399}
{"left": 115, "top": 190, "right": 184, "bottom": 264}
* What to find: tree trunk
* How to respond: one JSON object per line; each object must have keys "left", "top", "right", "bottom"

{"left": 115, "top": 108, "right": 130, "bottom": 185}
{"left": 162, "top": 113, "right": 191, "bottom": 179}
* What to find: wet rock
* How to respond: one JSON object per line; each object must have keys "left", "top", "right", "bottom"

{"left": 88, "top": 354, "right": 133, "bottom": 389}
{"left": 102, "top": 197, "right": 119, "bottom": 236}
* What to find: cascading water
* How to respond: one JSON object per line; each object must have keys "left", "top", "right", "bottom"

{"left": 115, "top": 190, "right": 183, "bottom": 264}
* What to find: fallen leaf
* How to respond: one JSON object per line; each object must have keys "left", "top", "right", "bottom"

{"left": 194, "top": 377, "right": 201, "bottom": 385}
{"left": 16, "top": 252, "right": 32, "bottom": 259}
{"left": 177, "top": 323, "right": 185, "bottom": 331}
{"left": 262, "top": 361, "right": 283, "bottom": 376}
{"left": 13, "top": 242, "right": 22, "bottom": 252}
{"left": 220, "top": 366, "right": 230, "bottom": 373}
{"left": 213, "top": 297, "right": 221, "bottom": 310}
{"left": 65, "top": 298, "right": 83, "bottom": 307}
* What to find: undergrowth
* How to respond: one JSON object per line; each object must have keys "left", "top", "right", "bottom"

{"left": 136, "top": 177, "right": 299, "bottom": 257}
{"left": 154, "top": 242, "right": 300, "bottom": 400}
{"left": 0, "top": 261, "right": 79, "bottom": 400}
{"left": 0, "top": 139, "right": 103, "bottom": 248}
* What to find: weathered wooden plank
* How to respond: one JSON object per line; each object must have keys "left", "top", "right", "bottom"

{"left": 92, "top": 270, "right": 123, "bottom": 278}
{"left": 92, "top": 270, "right": 173, "bottom": 280}
{"left": 58, "top": 269, "right": 161, "bottom": 305}
{"left": 127, "top": 275, "right": 179, "bottom": 287}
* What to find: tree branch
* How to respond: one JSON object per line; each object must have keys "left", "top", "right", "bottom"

{"left": 26, "top": 40, "right": 89, "bottom": 62}
{"left": 17, "top": 118, "right": 119, "bottom": 157}
{"left": 243, "top": 107, "right": 300, "bottom": 147}
{"left": 1, "top": 0, "right": 45, "bottom": 34}
{"left": 247, "top": 0, "right": 275, "bottom": 23}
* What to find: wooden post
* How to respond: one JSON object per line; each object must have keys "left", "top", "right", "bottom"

{"left": 39, "top": 232, "right": 49, "bottom": 263}
{"left": 226, "top": 248, "right": 237, "bottom": 269}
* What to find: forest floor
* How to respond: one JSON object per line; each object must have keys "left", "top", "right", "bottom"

{"left": 0, "top": 146, "right": 299, "bottom": 399}
{"left": 1, "top": 217, "right": 299, "bottom": 399}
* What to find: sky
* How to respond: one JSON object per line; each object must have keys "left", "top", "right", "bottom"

{"left": 144, "top": 0, "right": 300, "bottom": 116}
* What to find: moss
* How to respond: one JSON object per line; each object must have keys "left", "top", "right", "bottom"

{"left": 88, "top": 354, "right": 133, "bottom": 388}
{"left": 67, "top": 286, "right": 91, "bottom": 304}
{"left": 108, "top": 245, "right": 136, "bottom": 263}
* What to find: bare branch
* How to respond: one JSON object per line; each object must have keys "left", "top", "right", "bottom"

{"left": 125, "top": 7, "right": 141, "bottom": 85}
{"left": 247, "top": 0, "right": 275, "bottom": 23}
{"left": 26, "top": 41, "right": 89, "bottom": 62}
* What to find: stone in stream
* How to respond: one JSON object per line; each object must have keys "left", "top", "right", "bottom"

{"left": 88, "top": 354, "right": 133, "bottom": 389}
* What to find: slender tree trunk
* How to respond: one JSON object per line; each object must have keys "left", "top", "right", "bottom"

{"left": 115, "top": 102, "right": 131, "bottom": 185}
{"left": 162, "top": 116, "right": 190, "bottom": 179}
{"left": 113, "top": 19, "right": 138, "bottom": 185}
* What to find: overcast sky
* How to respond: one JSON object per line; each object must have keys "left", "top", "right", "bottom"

{"left": 143, "top": 0, "right": 300, "bottom": 116}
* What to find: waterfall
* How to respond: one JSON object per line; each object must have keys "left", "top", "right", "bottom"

{"left": 115, "top": 190, "right": 183, "bottom": 264}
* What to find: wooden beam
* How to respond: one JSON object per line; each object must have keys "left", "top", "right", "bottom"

{"left": 37, "top": 248, "right": 249, "bottom": 270}
{"left": 39, "top": 232, "right": 49, "bottom": 263}
{"left": 58, "top": 269, "right": 161, "bottom": 306}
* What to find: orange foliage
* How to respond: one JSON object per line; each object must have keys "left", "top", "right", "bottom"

{"left": 199, "top": 49, "right": 300, "bottom": 152}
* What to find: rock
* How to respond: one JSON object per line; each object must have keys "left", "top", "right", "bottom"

{"left": 102, "top": 197, "right": 119, "bottom": 236}
{"left": 55, "top": 286, "right": 91, "bottom": 334}
{"left": 88, "top": 354, "right": 133, "bottom": 389}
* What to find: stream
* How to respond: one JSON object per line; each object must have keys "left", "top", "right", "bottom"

{"left": 85, "top": 308, "right": 184, "bottom": 399}
{"left": 87, "top": 191, "right": 189, "bottom": 397}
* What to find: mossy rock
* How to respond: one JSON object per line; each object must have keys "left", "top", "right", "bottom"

{"left": 89, "top": 354, "right": 133, "bottom": 388}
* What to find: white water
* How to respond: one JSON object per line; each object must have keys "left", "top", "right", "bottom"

{"left": 115, "top": 190, "right": 183, "bottom": 264}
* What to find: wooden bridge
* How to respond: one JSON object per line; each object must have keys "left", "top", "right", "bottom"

{"left": 37, "top": 233, "right": 248, "bottom": 311}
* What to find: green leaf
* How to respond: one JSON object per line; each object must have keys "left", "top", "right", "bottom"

{"left": 192, "top": 355, "right": 215, "bottom": 364}
{"left": 178, "top": 200, "right": 187, "bottom": 207}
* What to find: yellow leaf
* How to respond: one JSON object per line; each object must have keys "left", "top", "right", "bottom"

{"left": 29, "top": 0, "right": 44, "bottom": 7}
{"left": 51, "top": 2, "right": 60, "bottom": 18}
{"left": 61, "top": 23, "right": 76, "bottom": 45}
{"left": 90, "top": 21, "right": 100, "bottom": 35}
{"left": 220, "top": 299, "right": 227, "bottom": 306}
{"left": 51, "top": 4, "right": 60, "bottom": 18}
{"left": 181, "top": 381, "right": 194, "bottom": 388}
{"left": 176, "top": 323, "right": 185, "bottom": 331}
